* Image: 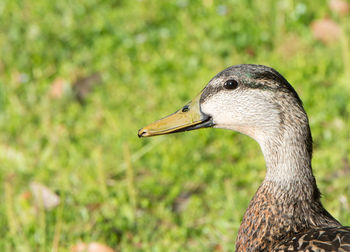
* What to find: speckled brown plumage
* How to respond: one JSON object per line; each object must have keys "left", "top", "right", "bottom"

{"left": 275, "top": 227, "right": 350, "bottom": 251}
{"left": 236, "top": 181, "right": 348, "bottom": 251}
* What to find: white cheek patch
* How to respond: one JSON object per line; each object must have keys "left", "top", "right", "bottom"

{"left": 201, "top": 90, "right": 280, "bottom": 141}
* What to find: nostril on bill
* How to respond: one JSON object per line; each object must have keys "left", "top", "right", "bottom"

{"left": 182, "top": 105, "right": 190, "bottom": 113}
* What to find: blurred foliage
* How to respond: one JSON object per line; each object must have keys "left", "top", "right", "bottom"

{"left": 0, "top": 0, "right": 350, "bottom": 251}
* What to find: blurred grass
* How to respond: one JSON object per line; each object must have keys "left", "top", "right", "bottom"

{"left": 0, "top": 0, "right": 350, "bottom": 251}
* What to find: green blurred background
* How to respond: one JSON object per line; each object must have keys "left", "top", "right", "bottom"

{"left": 1, "top": 0, "right": 350, "bottom": 251}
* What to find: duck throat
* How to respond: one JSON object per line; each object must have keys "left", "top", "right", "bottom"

{"left": 261, "top": 120, "right": 314, "bottom": 184}
{"left": 236, "top": 110, "right": 341, "bottom": 251}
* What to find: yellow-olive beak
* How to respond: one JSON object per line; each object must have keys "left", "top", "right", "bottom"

{"left": 138, "top": 91, "right": 214, "bottom": 137}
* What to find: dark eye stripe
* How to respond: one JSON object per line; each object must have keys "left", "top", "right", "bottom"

{"left": 200, "top": 85, "right": 224, "bottom": 104}
{"left": 200, "top": 79, "right": 238, "bottom": 104}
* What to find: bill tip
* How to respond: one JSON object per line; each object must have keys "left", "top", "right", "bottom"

{"left": 138, "top": 128, "right": 147, "bottom": 138}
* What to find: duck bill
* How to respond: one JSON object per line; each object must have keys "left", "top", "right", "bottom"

{"left": 138, "top": 92, "right": 214, "bottom": 137}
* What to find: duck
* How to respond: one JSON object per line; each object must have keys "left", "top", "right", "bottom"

{"left": 138, "top": 64, "right": 350, "bottom": 251}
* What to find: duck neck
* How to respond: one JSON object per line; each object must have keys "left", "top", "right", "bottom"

{"left": 236, "top": 116, "right": 341, "bottom": 251}
{"left": 261, "top": 121, "right": 315, "bottom": 187}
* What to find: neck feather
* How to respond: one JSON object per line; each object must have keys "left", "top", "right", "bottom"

{"left": 236, "top": 106, "right": 341, "bottom": 251}
{"left": 262, "top": 118, "right": 314, "bottom": 185}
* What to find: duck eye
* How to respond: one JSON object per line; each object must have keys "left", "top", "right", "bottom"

{"left": 224, "top": 79, "right": 238, "bottom": 90}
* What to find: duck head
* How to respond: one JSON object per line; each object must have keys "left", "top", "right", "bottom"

{"left": 138, "top": 64, "right": 305, "bottom": 144}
